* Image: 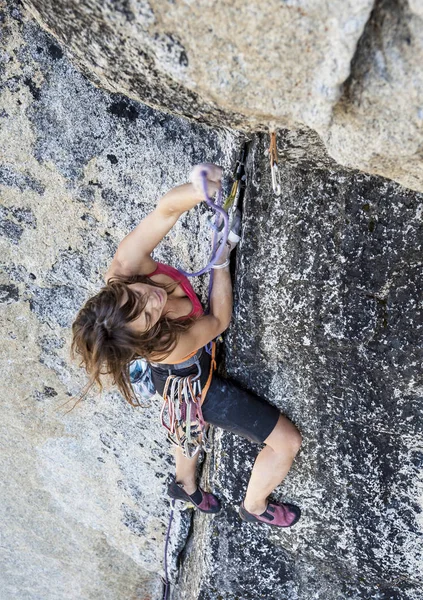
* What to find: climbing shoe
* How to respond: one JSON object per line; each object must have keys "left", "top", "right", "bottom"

{"left": 239, "top": 499, "right": 301, "bottom": 528}
{"left": 167, "top": 479, "right": 221, "bottom": 514}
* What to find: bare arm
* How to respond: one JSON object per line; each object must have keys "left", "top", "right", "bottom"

{"left": 105, "top": 183, "right": 210, "bottom": 281}
{"left": 209, "top": 255, "right": 233, "bottom": 330}
{"left": 103, "top": 163, "right": 231, "bottom": 361}
{"left": 106, "top": 163, "right": 223, "bottom": 280}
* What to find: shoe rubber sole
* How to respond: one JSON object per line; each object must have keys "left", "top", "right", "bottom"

{"left": 239, "top": 502, "right": 301, "bottom": 528}
{"left": 167, "top": 481, "right": 221, "bottom": 514}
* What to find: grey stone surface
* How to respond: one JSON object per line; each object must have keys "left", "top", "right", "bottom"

{"left": 1, "top": 2, "right": 423, "bottom": 600}
{"left": 21, "top": 0, "right": 423, "bottom": 192}
{"left": 175, "top": 137, "right": 423, "bottom": 599}
{"left": 327, "top": 0, "right": 423, "bottom": 194}
{"left": 0, "top": 3, "right": 239, "bottom": 599}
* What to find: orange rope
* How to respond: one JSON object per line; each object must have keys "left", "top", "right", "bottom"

{"left": 171, "top": 348, "right": 199, "bottom": 365}
{"left": 200, "top": 341, "right": 216, "bottom": 406}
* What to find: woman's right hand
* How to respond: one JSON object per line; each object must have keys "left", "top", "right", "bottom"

{"left": 190, "top": 163, "right": 223, "bottom": 199}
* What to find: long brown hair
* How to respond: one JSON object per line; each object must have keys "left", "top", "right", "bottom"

{"left": 70, "top": 274, "right": 196, "bottom": 408}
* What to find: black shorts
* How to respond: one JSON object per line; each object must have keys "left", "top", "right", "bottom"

{"left": 150, "top": 351, "right": 280, "bottom": 445}
{"left": 201, "top": 375, "right": 280, "bottom": 444}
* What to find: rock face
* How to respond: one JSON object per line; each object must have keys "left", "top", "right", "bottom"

{"left": 176, "top": 135, "right": 423, "bottom": 599}
{"left": 1, "top": 2, "right": 423, "bottom": 600}
{"left": 0, "top": 3, "right": 239, "bottom": 598}
{"left": 328, "top": 0, "right": 423, "bottom": 194}
{"left": 22, "top": 0, "right": 423, "bottom": 192}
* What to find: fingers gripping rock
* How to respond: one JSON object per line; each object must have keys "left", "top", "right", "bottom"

{"left": 190, "top": 163, "right": 223, "bottom": 197}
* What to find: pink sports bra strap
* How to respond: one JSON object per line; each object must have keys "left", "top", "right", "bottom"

{"left": 146, "top": 262, "right": 203, "bottom": 318}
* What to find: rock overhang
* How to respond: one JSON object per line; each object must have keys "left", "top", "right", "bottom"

{"left": 22, "top": 0, "right": 423, "bottom": 192}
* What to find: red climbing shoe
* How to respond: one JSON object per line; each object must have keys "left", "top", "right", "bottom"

{"left": 239, "top": 499, "right": 301, "bottom": 528}
{"left": 167, "top": 479, "right": 221, "bottom": 514}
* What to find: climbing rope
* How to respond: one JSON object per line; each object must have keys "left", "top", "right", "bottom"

{"left": 179, "top": 142, "right": 248, "bottom": 279}
{"left": 269, "top": 130, "right": 282, "bottom": 196}
{"left": 178, "top": 181, "right": 229, "bottom": 278}
{"left": 161, "top": 145, "right": 248, "bottom": 600}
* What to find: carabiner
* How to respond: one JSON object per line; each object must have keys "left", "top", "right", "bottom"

{"left": 271, "top": 163, "right": 281, "bottom": 196}
{"left": 223, "top": 141, "right": 248, "bottom": 214}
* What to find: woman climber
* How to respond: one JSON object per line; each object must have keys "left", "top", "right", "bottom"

{"left": 71, "top": 163, "right": 302, "bottom": 528}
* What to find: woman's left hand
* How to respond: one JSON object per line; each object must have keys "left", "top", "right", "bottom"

{"left": 190, "top": 163, "right": 223, "bottom": 198}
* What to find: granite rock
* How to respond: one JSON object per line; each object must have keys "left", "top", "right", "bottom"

{"left": 22, "top": 0, "right": 423, "bottom": 192}
{"left": 1, "top": 2, "right": 422, "bottom": 600}
{"left": 0, "top": 3, "right": 239, "bottom": 598}
{"left": 174, "top": 136, "right": 423, "bottom": 599}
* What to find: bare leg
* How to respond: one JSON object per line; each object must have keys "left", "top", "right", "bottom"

{"left": 243, "top": 414, "right": 302, "bottom": 514}
{"left": 174, "top": 446, "right": 199, "bottom": 495}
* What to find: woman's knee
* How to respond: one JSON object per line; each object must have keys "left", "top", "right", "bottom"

{"left": 264, "top": 414, "right": 302, "bottom": 456}
{"left": 290, "top": 427, "right": 303, "bottom": 455}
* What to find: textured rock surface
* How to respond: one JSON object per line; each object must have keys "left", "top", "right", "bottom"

{"left": 175, "top": 136, "right": 423, "bottom": 598}
{"left": 1, "top": 2, "right": 423, "bottom": 600}
{"left": 327, "top": 0, "right": 423, "bottom": 194}
{"left": 22, "top": 0, "right": 423, "bottom": 192}
{"left": 0, "top": 3, "right": 239, "bottom": 598}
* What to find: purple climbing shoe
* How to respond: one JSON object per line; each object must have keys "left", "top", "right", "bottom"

{"left": 167, "top": 480, "right": 221, "bottom": 514}
{"left": 239, "top": 499, "right": 301, "bottom": 528}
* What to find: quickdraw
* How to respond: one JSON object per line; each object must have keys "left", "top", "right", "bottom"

{"left": 222, "top": 141, "right": 248, "bottom": 217}
{"left": 269, "top": 130, "right": 282, "bottom": 196}
{"left": 159, "top": 342, "right": 216, "bottom": 458}
{"left": 179, "top": 141, "right": 249, "bottom": 278}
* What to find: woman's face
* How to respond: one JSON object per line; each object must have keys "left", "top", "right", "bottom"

{"left": 125, "top": 282, "right": 167, "bottom": 332}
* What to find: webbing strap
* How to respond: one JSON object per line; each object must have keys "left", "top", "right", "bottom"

{"left": 150, "top": 348, "right": 203, "bottom": 371}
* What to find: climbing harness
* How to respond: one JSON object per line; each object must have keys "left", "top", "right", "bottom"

{"left": 161, "top": 369, "right": 208, "bottom": 458}
{"left": 269, "top": 130, "right": 282, "bottom": 196}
